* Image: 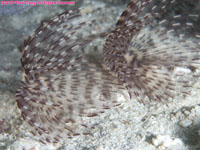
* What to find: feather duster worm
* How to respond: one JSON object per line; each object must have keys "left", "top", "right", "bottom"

{"left": 16, "top": 9, "right": 128, "bottom": 144}
{"left": 103, "top": 0, "right": 200, "bottom": 102}
{"left": 16, "top": 0, "right": 200, "bottom": 144}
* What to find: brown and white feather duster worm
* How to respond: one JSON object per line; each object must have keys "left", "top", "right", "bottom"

{"left": 16, "top": 0, "right": 200, "bottom": 144}
{"left": 103, "top": 0, "right": 200, "bottom": 102}
{"left": 16, "top": 8, "right": 129, "bottom": 144}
